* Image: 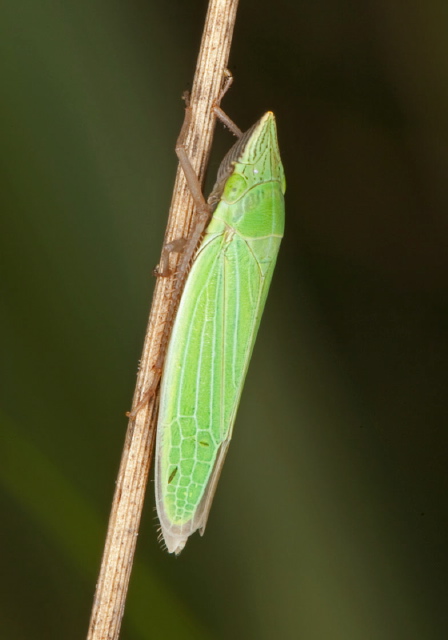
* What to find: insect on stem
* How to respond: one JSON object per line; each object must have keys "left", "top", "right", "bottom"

{"left": 155, "top": 109, "right": 286, "bottom": 553}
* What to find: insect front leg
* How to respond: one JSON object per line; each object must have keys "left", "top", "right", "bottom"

{"left": 175, "top": 104, "right": 212, "bottom": 232}
{"left": 155, "top": 104, "right": 212, "bottom": 281}
{"left": 212, "top": 69, "right": 243, "bottom": 138}
{"left": 213, "top": 105, "right": 243, "bottom": 139}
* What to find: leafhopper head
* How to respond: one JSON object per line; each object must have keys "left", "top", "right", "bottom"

{"left": 208, "top": 111, "right": 285, "bottom": 208}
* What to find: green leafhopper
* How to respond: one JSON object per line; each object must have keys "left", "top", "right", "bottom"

{"left": 155, "top": 111, "right": 286, "bottom": 554}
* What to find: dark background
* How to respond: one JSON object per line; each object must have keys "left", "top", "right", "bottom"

{"left": 1, "top": 1, "right": 447, "bottom": 638}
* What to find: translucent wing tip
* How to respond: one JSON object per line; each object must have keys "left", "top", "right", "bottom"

{"left": 158, "top": 509, "right": 208, "bottom": 555}
{"left": 156, "top": 442, "right": 231, "bottom": 555}
{"left": 162, "top": 529, "right": 189, "bottom": 555}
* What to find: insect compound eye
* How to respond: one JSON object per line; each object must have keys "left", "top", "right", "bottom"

{"left": 279, "top": 163, "right": 286, "bottom": 194}
{"left": 222, "top": 173, "right": 248, "bottom": 204}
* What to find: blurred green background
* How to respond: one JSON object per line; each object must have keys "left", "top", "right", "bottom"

{"left": 1, "top": 1, "right": 447, "bottom": 638}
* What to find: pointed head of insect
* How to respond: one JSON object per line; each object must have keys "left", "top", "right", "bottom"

{"left": 237, "top": 111, "right": 285, "bottom": 192}
{"left": 208, "top": 112, "right": 286, "bottom": 208}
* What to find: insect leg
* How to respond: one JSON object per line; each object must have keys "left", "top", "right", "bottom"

{"left": 212, "top": 69, "right": 243, "bottom": 138}
{"left": 155, "top": 105, "right": 212, "bottom": 278}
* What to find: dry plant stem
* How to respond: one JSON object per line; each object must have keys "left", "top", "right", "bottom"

{"left": 86, "top": 1, "right": 240, "bottom": 639}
